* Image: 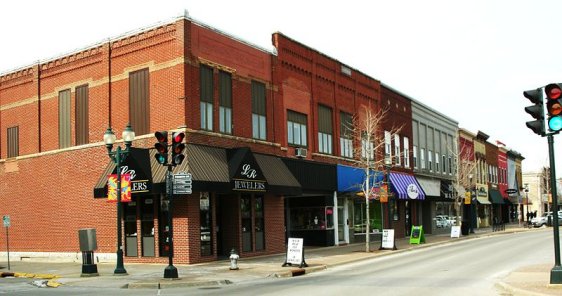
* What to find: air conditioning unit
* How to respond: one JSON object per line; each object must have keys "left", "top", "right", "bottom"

{"left": 295, "top": 147, "right": 308, "bottom": 158}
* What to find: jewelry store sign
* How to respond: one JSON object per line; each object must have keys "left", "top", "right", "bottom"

{"left": 233, "top": 164, "right": 266, "bottom": 192}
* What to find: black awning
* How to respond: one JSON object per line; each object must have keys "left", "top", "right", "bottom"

{"left": 282, "top": 158, "right": 337, "bottom": 193}
{"left": 254, "top": 153, "right": 301, "bottom": 196}
{"left": 489, "top": 189, "right": 505, "bottom": 204}
{"left": 93, "top": 147, "right": 154, "bottom": 198}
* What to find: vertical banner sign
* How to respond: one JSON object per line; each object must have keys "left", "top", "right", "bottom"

{"left": 409, "top": 225, "right": 425, "bottom": 244}
{"left": 282, "top": 237, "right": 308, "bottom": 268}
{"left": 107, "top": 174, "right": 132, "bottom": 203}
{"left": 379, "top": 185, "right": 388, "bottom": 203}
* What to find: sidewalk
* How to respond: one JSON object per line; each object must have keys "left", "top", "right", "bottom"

{"left": 1, "top": 224, "right": 561, "bottom": 295}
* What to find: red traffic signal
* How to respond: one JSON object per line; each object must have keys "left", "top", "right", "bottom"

{"left": 545, "top": 83, "right": 562, "bottom": 133}
{"left": 154, "top": 131, "right": 168, "bottom": 165}
{"left": 171, "top": 132, "right": 186, "bottom": 166}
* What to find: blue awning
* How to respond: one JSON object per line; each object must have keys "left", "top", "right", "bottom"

{"left": 389, "top": 172, "right": 426, "bottom": 200}
{"left": 337, "top": 164, "right": 384, "bottom": 192}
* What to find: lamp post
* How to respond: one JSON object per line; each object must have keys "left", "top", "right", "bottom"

{"left": 468, "top": 174, "right": 475, "bottom": 234}
{"left": 384, "top": 156, "right": 392, "bottom": 230}
{"left": 104, "top": 123, "right": 135, "bottom": 275}
{"left": 524, "top": 183, "right": 529, "bottom": 226}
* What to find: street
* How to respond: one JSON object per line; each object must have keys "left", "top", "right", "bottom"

{"left": 1, "top": 229, "right": 558, "bottom": 295}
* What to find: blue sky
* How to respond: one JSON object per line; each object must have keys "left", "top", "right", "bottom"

{"left": 2, "top": 0, "right": 562, "bottom": 177}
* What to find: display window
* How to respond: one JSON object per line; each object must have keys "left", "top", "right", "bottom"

{"left": 289, "top": 206, "right": 335, "bottom": 230}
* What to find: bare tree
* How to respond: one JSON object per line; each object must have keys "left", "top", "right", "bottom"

{"left": 452, "top": 136, "right": 478, "bottom": 227}
{"left": 347, "top": 105, "right": 402, "bottom": 252}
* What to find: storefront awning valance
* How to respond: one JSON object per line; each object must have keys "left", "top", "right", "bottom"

{"left": 476, "top": 196, "right": 492, "bottom": 204}
{"left": 389, "top": 172, "right": 425, "bottom": 200}
{"left": 489, "top": 189, "right": 504, "bottom": 204}
{"left": 336, "top": 164, "right": 384, "bottom": 193}
{"left": 415, "top": 177, "right": 440, "bottom": 198}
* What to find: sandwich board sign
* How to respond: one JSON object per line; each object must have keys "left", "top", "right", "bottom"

{"left": 380, "top": 229, "right": 397, "bottom": 250}
{"left": 450, "top": 226, "right": 461, "bottom": 238}
{"left": 409, "top": 225, "right": 425, "bottom": 244}
{"left": 282, "top": 237, "right": 308, "bottom": 268}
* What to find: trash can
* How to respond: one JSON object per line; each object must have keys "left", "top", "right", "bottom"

{"left": 78, "top": 228, "right": 99, "bottom": 276}
{"left": 461, "top": 221, "right": 469, "bottom": 235}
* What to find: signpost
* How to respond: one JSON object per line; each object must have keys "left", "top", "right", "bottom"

{"left": 3, "top": 215, "right": 10, "bottom": 270}
{"left": 282, "top": 237, "right": 308, "bottom": 268}
{"left": 173, "top": 173, "right": 192, "bottom": 195}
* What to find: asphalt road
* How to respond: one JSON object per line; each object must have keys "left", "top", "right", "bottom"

{"left": 180, "top": 230, "right": 554, "bottom": 296}
{"left": 1, "top": 230, "right": 556, "bottom": 295}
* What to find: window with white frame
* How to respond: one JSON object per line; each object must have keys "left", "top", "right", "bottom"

{"left": 287, "top": 110, "right": 307, "bottom": 147}
{"left": 403, "top": 137, "right": 410, "bottom": 168}
{"left": 448, "top": 156, "right": 453, "bottom": 174}
{"left": 200, "top": 65, "right": 214, "bottom": 131}
{"left": 435, "top": 152, "right": 439, "bottom": 174}
{"left": 219, "top": 71, "right": 232, "bottom": 134}
{"left": 442, "top": 155, "right": 446, "bottom": 174}
{"left": 385, "top": 131, "right": 392, "bottom": 160}
{"left": 428, "top": 150, "right": 433, "bottom": 172}
{"left": 340, "top": 112, "right": 353, "bottom": 158}
{"left": 318, "top": 105, "right": 333, "bottom": 154}
{"left": 361, "top": 132, "right": 374, "bottom": 160}
{"left": 394, "top": 134, "right": 401, "bottom": 165}
{"left": 421, "top": 148, "right": 426, "bottom": 169}
{"left": 413, "top": 145, "right": 417, "bottom": 168}
{"left": 252, "top": 81, "right": 267, "bottom": 140}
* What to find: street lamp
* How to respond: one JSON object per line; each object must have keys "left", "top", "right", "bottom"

{"left": 384, "top": 156, "right": 392, "bottom": 230}
{"left": 524, "top": 183, "right": 530, "bottom": 226}
{"left": 469, "top": 174, "right": 475, "bottom": 234}
{"left": 104, "top": 123, "right": 135, "bottom": 275}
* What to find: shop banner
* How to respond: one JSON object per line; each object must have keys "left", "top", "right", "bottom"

{"left": 379, "top": 185, "right": 388, "bottom": 203}
{"left": 107, "top": 174, "right": 132, "bottom": 203}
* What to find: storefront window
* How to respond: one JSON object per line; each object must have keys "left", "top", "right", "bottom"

{"left": 200, "top": 193, "right": 212, "bottom": 256}
{"left": 255, "top": 195, "right": 264, "bottom": 251}
{"left": 353, "top": 199, "right": 382, "bottom": 233}
{"left": 290, "top": 207, "right": 334, "bottom": 230}
{"left": 141, "top": 198, "right": 155, "bottom": 257}
{"left": 241, "top": 195, "right": 252, "bottom": 252}
{"left": 124, "top": 201, "right": 138, "bottom": 257}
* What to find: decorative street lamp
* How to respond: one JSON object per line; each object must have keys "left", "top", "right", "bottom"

{"left": 103, "top": 123, "right": 135, "bottom": 275}
{"left": 469, "top": 174, "right": 475, "bottom": 234}
{"left": 524, "top": 183, "right": 530, "bottom": 226}
{"left": 384, "top": 156, "right": 392, "bottom": 230}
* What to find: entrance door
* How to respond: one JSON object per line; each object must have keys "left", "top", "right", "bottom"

{"left": 337, "top": 206, "right": 345, "bottom": 243}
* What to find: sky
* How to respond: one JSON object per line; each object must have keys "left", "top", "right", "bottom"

{"left": 2, "top": 0, "right": 562, "bottom": 177}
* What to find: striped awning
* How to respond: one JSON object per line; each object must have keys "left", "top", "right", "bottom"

{"left": 389, "top": 172, "right": 426, "bottom": 200}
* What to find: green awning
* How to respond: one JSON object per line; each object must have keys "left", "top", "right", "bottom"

{"left": 489, "top": 189, "right": 504, "bottom": 204}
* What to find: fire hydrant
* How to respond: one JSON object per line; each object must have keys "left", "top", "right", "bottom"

{"left": 229, "top": 248, "right": 239, "bottom": 270}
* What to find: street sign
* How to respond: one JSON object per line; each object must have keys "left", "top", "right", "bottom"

{"left": 505, "top": 189, "right": 518, "bottom": 194}
{"left": 3, "top": 215, "right": 10, "bottom": 227}
{"left": 173, "top": 173, "right": 192, "bottom": 195}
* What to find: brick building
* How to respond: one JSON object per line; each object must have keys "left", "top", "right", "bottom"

{"left": 0, "top": 15, "right": 408, "bottom": 264}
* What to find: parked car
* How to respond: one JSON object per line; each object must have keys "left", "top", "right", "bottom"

{"left": 434, "top": 215, "right": 451, "bottom": 228}
{"left": 447, "top": 216, "right": 462, "bottom": 226}
{"left": 531, "top": 211, "right": 562, "bottom": 227}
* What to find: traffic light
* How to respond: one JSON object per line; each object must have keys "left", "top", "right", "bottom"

{"left": 154, "top": 131, "right": 168, "bottom": 165}
{"left": 523, "top": 88, "right": 545, "bottom": 136}
{"left": 171, "top": 131, "right": 185, "bottom": 166}
{"left": 545, "top": 83, "right": 562, "bottom": 133}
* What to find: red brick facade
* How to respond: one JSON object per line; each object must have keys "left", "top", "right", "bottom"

{"left": 0, "top": 16, "right": 399, "bottom": 264}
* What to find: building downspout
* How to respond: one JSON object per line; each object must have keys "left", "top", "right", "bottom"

{"left": 108, "top": 39, "right": 112, "bottom": 127}
{"left": 37, "top": 61, "right": 41, "bottom": 152}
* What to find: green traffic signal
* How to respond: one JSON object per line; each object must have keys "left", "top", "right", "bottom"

{"left": 154, "top": 131, "right": 168, "bottom": 165}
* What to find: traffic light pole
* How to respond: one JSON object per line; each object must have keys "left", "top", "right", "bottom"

{"left": 164, "top": 164, "right": 178, "bottom": 279}
{"left": 547, "top": 135, "right": 562, "bottom": 284}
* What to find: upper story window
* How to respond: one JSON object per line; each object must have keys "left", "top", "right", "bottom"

{"left": 340, "top": 112, "right": 353, "bottom": 158}
{"left": 361, "top": 132, "right": 374, "bottom": 160}
{"left": 413, "top": 145, "right": 418, "bottom": 169}
{"left": 200, "top": 65, "right": 214, "bottom": 131}
{"left": 287, "top": 110, "right": 307, "bottom": 147}
{"left": 403, "top": 137, "right": 410, "bottom": 168}
{"left": 318, "top": 105, "right": 333, "bottom": 154}
{"left": 442, "top": 155, "right": 447, "bottom": 174}
{"left": 394, "top": 134, "right": 401, "bottom": 166}
{"left": 7, "top": 126, "right": 19, "bottom": 158}
{"left": 252, "top": 81, "right": 266, "bottom": 140}
{"left": 129, "top": 68, "right": 150, "bottom": 136}
{"left": 75, "top": 84, "right": 89, "bottom": 146}
{"left": 219, "top": 71, "right": 232, "bottom": 134}
{"left": 428, "top": 150, "right": 433, "bottom": 172}
{"left": 59, "top": 89, "right": 71, "bottom": 149}
{"left": 384, "top": 131, "right": 391, "bottom": 160}
{"left": 420, "top": 148, "right": 426, "bottom": 170}
{"left": 435, "top": 152, "right": 440, "bottom": 174}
